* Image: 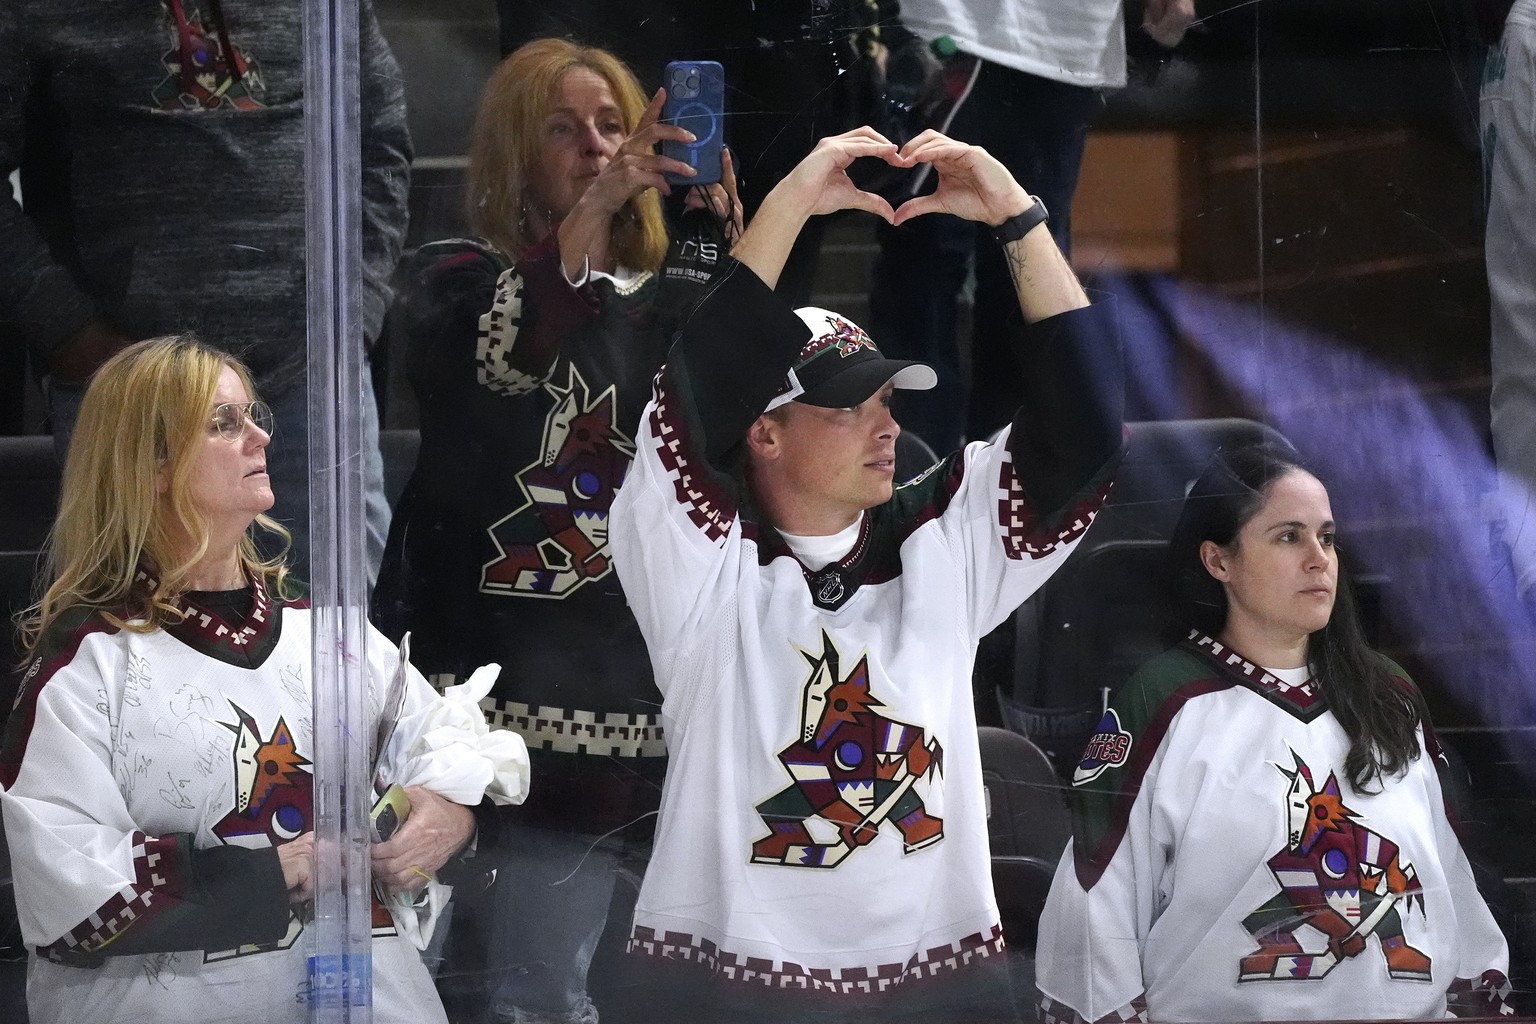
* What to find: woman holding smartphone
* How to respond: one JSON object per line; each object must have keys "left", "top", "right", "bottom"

{"left": 371, "top": 38, "right": 741, "bottom": 1024}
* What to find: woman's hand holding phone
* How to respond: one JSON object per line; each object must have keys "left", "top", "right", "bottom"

{"left": 660, "top": 60, "right": 725, "bottom": 186}
{"left": 558, "top": 88, "right": 697, "bottom": 277}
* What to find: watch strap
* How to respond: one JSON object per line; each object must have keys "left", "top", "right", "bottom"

{"left": 991, "top": 196, "right": 1049, "bottom": 245}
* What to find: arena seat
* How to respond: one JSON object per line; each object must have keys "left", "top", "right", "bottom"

{"left": 0, "top": 435, "right": 57, "bottom": 554}
{"left": 379, "top": 428, "right": 422, "bottom": 510}
{"left": 998, "top": 418, "right": 1293, "bottom": 771}
{"left": 979, "top": 725, "right": 1070, "bottom": 949}
{"left": 0, "top": 439, "right": 38, "bottom": 1020}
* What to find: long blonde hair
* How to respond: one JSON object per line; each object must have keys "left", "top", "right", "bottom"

{"left": 18, "top": 336, "right": 292, "bottom": 651}
{"left": 467, "top": 37, "right": 669, "bottom": 271}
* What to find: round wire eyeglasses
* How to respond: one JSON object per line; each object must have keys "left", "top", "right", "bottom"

{"left": 210, "top": 401, "right": 275, "bottom": 441}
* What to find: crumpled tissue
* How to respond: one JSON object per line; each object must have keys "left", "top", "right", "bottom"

{"left": 384, "top": 662, "right": 530, "bottom": 949}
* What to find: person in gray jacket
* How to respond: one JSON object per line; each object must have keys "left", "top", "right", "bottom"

{"left": 0, "top": 0, "right": 411, "bottom": 580}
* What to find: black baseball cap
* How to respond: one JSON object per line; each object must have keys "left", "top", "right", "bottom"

{"left": 764, "top": 307, "right": 936, "bottom": 413}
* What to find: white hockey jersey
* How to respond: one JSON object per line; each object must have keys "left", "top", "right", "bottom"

{"left": 611, "top": 259, "right": 1121, "bottom": 1000}
{"left": 1035, "top": 631, "right": 1513, "bottom": 1022}
{"left": 0, "top": 577, "right": 525, "bottom": 1024}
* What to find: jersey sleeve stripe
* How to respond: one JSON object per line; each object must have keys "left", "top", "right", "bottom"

{"left": 35, "top": 832, "right": 188, "bottom": 966}
{"left": 1073, "top": 677, "right": 1232, "bottom": 891}
{"left": 650, "top": 366, "right": 738, "bottom": 544}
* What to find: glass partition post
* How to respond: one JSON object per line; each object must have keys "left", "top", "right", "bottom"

{"left": 304, "top": 0, "right": 373, "bottom": 1019}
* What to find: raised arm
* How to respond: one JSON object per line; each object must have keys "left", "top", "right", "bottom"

{"left": 731, "top": 127, "right": 902, "bottom": 289}
{"left": 888, "top": 130, "right": 1119, "bottom": 529}
{"left": 893, "top": 130, "right": 1090, "bottom": 323}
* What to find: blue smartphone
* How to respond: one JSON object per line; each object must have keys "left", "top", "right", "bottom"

{"left": 661, "top": 60, "right": 725, "bottom": 187}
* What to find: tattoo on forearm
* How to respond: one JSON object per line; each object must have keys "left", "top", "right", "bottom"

{"left": 1004, "top": 241, "right": 1028, "bottom": 285}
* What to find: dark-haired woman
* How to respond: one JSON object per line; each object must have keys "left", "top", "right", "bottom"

{"left": 1035, "top": 443, "right": 1511, "bottom": 1022}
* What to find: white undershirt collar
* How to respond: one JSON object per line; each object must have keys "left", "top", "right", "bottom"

{"left": 562, "top": 254, "right": 641, "bottom": 289}
{"left": 1264, "top": 664, "right": 1312, "bottom": 686}
{"left": 779, "top": 515, "right": 864, "bottom": 571}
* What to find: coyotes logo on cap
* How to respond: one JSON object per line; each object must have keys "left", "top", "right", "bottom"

{"left": 825, "top": 314, "right": 877, "bottom": 358}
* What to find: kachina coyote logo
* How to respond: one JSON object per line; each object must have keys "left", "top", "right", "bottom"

{"left": 480, "top": 365, "right": 635, "bottom": 599}
{"left": 152, "top": 2, "right": 266, "bottom": 112}
{"left": 213, "top": 703, "right": 312, "bottom": 844}
{"left": 210, "top": 702, "right": 398, "bottom": 956}
{"left": 208, "top": 703, "right": 313, "bottom": 960}
{"left": 751, "top": 632, "right": 944, "bottom": 868}
{"left": 826, "top": 313, "right": 877, "bottom": 357}
{"left": 1239, "top": 751, "right": 1430, "bottom": 982}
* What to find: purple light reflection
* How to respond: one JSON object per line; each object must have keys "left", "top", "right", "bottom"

{"left": 1109, "top": 271, "right": 1536, "bottom": 771}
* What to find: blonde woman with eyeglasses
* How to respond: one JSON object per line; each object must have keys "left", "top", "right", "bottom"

{"left": 0, "top": 336, "right": 528, "bottom": 1024}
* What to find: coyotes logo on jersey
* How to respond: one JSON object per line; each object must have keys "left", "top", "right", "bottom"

{"left": 1239, "top": 750, "right": 1430, "bottom": 983}
{"left": 213, "top": 703, "right": 312, "bottom": 846}
{"left": 210, "top": 702, "right": 394, "bottom": 961}
{"left": 209, "top": 703, "right": 313, "bottom": 960}
{"left": 751, "top": 632, "right": 944, "bottom": 868}
{"left": 480, "top": 365, "right": 635, "bottom": 600}
{"left": 152, "top": 1, "right": 266, "bottom": 112}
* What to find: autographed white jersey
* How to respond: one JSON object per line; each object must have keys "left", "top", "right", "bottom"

{"left": 2, "top": 588, "right": 453, "bottom": 1024}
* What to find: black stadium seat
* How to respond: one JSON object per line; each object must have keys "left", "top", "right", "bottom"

{"left": 0, "top": 436, "right": 57, "bottom": 732}
{"left": 979, "top": 725, "right": 1070, "bottom": 948}
{"left": 0, "top": 436, "right": 58, "bottom": 554}
{"left": 379, "top": 428, "right": 422, "bottom": 510}
{"left": 999, "top": 418, "right": 1293, "bottom": 772}
{"left": 0, "top": 437, "right": 47, "bottom": 1024}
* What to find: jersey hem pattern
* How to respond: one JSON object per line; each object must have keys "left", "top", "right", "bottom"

{"left": 626, "top": 921, "right": 1005, "bottom": 995}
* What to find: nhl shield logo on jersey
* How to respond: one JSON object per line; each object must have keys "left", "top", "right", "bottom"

{"left": 481, "top": 365, "right": 636, "bottom": 599}
{"left": 1239, "top": 750, "right": 1431, "bottom": 983}
{"left": 1073, "top": 708, "right": 1133, "bottom": 786}
{"left": 750, "top": 632, "right": 945, "bottom": 868}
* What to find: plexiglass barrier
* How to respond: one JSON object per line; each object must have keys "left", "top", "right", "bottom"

{"left": 0, "top": 2, "right": 1533, "bottom": 1023}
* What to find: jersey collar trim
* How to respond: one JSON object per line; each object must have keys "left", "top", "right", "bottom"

{"left": 137, "top": 567, "right": 284, "bottom": 668}
{"left": 757, "top": 513, "right": 874, "bottom": 612}
{"left": 1179, "top": 628, "right": 1327, "bottom": 721}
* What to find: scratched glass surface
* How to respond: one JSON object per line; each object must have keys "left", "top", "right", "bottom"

{"left": 2, "top": 1, "right": 1533, "bottom": 1021}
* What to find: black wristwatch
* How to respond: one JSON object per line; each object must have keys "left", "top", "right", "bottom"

{"left": 991, "top": 196, "right": 1049, "bottom": 245}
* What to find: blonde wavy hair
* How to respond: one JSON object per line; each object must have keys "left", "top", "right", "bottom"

{"left": 18, "top": 336, "right": 292, "bottom": 652}
{"left": 468, "top": 37, "right": 669, "bottom": 271}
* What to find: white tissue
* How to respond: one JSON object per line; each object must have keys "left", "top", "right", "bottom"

{"left": 390, "top": 662, "right": 530, "bottom": 806}
{"left": 382, "top": 662, "right": 530, "bottom": 949}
